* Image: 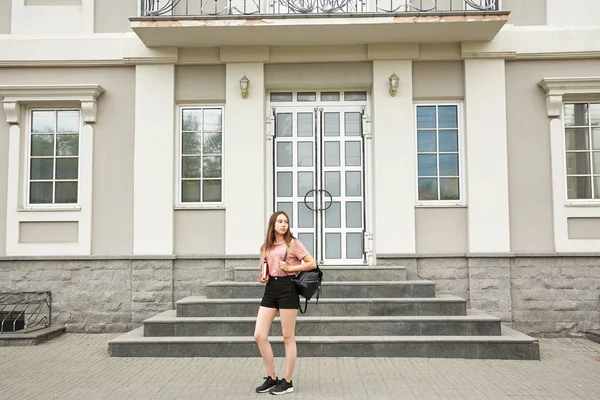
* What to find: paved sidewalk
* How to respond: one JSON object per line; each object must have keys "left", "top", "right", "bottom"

{"left": 1, "top": 333, "right": 600, "bottom": 400}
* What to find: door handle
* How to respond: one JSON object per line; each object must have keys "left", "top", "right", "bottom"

{"left": 303, "top": 189, "right": 317, "bottom": 211}
{"left": 321, "top": 189, "right": 333, "bottom": 211}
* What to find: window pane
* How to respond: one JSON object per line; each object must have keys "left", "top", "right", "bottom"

{"left": 298, "top": 202, "right": 314, "bottom": 228}
{"left": 181, "top": 180, "right": 201, "bottom": 202}
{"left": 321, "top": 92, "right": 340, "bottom": 101}
{"left": 590, "top": 103, "right": 600, "bottom": 126}
{"left": 565, "top": 128, "right": 590, "bottom": 151}
{"left": 31, "top": 134, "right": 55, "bottom": 157}
{"left": 324, "top": 142, "right": 340, "bottom": 166}
{"left": 417, "top": 130, "right": 436, "bottom": 152}
{"left": 55, "top": 181, "right": 77, "bottom": 204}
{"left": 277, "top": 172, "right": 293, "bottom": 197}
{"left": 567, "top": 176, "right": 591, "bottom": 199}
{"left": 57, "top": 111, "right": 80, "bottom": 133}
{"left": 297, "top": 142, "right": 313, "bottom": 167}
{"left": 56, "top": 158, "right": 78, "bottom": 180}
{"left": 564, "top": 104, "right": 588, "bottom": 126}
{"left": 276, "top": 202, "right": 294, "bottom": 227}
{"left": 593, "top": 128, "right": 600, "bottom": 150}
{"left": 438, "top": 106, "right": 458, "bottom": 128}
{"left": 203, "top": 156, "right": 222, "bottom": 178}
{"left": 325, "top": 201, "right": 341, "bottom": 228}
{"left": 56, "top": 134, "right": 78, "bottom": 156}
{"left": 325, "top": 233, "right": 341, "bottom": 259}
{"left": 203, "top": 109, "right": 222, "bottom": 132}
{"left": 182, "top": 109, "right": 202, "bottom": 131}
{"left": 297, "top": 113, "right": 313, "bottom": 137}
{"left": 182, "top": 156, "right": 201, "bottom": 178}
{"left": 344, "top": 112, "right": 361, "bottom": 136}
{"left": 203, "top": 132, "right": 222, "bottom": 154}
{"left": 297, "top": 92, "right": 316, "bottom": 102}
{"left": 203, "top": 180, "right": 221, "bottom": 202}
{"left": 182, "top": 133, "right": 202, "bottom": 155}
{"left": 566, "top": 153, "right": 590, "bottom": 175}
{"left": 345, "top": 171, "right": 362, "bottom": 196}
{"left": 595, "top": 177, "right": 600, "bottom": 199}
{"left": 439, "top": 130, "right": 458, "bottom": 152}
{"left": 32, "top": 111, "right": 55, "bottom": 133}
{"left": 418, "top": 178, "right": 438, "bottom": 200}
{"left": 270, "top": 92, "right": 293, "bottom": 102}
{"left": 277, "top": 142, "right": 293, "bottom": 167}
{"left": 345, "top": 142, "right": 361, "bottom": 166}
{"left": 417, "top": 106, "right": 436, "bottom": 129}
{"left": 29, "top": 182, "right": 53, "bottom": 204}
{"left": 325, "top": 172, "right": 341, "bottom": 197}
{"left": 276, "top": 113, "right": 292, "bottom": 137}
{"left": 439, "top": 154, "right": 459, "bottom": 176}
{"left": 346, "top": 201, "right": 362, "bottom": 228}
{"left": 344, "top": 91, "right": 367, "bottom": 101}
{"left": 593, "top": 151, "right": 600, "bottom": 174}
{"left": 418, "top": 154, "right": 437, "bottom": 176}
{"left": 297, "top": 172, "right": 313, "bottom": 198}
{"left": 346, "top": 233, "right": 363, "bottom": 259}
{"left": 30, "top": 158, "right": 54, "bottom": 180}
{"left": 440, "top": 178, "right": 459, "bottom": 200}
{"left": 324, "top": 113, "right": 340, "bottom": 137}
{"left": 298, "top": 233, "right": 313, "bottom": 256}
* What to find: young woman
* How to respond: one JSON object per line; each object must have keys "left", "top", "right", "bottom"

{"left": 254, "top": 211, "right": 317, "bottom": 395}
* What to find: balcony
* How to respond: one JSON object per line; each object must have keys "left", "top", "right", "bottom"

{"left": 131, "top": 0, "right": 508, "bottom": 47}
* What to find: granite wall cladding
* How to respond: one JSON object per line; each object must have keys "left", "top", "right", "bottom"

{"left": 1, "top": 256, "right": 598, "bottom": 336}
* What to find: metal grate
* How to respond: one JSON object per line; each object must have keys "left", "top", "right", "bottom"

{"left": 0, "top": 292, "right": 52, "bottom": 333}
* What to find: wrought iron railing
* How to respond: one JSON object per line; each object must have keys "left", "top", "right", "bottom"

{"left": 0, "top": 292, "right": 52, "bottom": 333}
{"left": 140, "top": 0, "right": 499, "bottom": 16}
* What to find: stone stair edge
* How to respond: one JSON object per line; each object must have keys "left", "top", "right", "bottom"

{"left": 176, "top": 294, "right": 466, "bottom": 304}
{"left": 145, "top": 309, "right": 499, "bottom": 323}
{"left": 206, "top": 280, "right": 435, "bottom": 287}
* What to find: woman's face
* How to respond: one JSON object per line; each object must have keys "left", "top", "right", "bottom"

{"left": 274, "top": 214, "right": 289, "bottom": 235}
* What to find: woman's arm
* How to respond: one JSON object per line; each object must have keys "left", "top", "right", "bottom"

{"left": 285, "top": 254, "right": 317, "bottom": 273}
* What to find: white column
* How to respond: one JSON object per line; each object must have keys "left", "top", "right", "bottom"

{"left": 133, "top": 64, "right": 175, "bottom": 255}
{"left": 224, "top": 63, "right": 265, "bottom": 255}
{"left": 464, "top": 59, "right": 511, "bottom": 253}
{"left": 372, "top": 61, "right": 416, "bottom": 254}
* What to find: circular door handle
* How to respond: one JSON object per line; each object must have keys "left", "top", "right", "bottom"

{"left": 303, "top": 189, "right": 317, "bottom": 211}
{"left": 322, "top": 189, "right": 333, "bottom": 211}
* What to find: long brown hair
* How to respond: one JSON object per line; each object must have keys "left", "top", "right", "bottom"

{"left": 260, "top": 211, "right": 294, "bottom": 258}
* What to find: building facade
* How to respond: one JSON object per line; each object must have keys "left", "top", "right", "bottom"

{"left": 0, "top": 0, "right": 599, "bottom": 336}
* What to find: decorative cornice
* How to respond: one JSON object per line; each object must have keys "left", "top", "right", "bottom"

{"left": 538, "top": 77, "right": 600, "bottom": 118}
{"left": 0, "top": 84, "right": 105, "bottom": 124}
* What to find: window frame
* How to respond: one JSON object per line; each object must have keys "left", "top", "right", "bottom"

{"left": 561, "top": 101, "right": 600, "bottom": 204}
{"left": 175, "top": 104, "right": 226, "bottom": 209}
{"left": 25, "top": 107, "right": 82, "bottom": 209}
{"left": 413, "top": 101, "right": 465, "bottom": 207}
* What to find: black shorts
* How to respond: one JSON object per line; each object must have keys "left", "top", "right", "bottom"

{"left": 260, "top": 275, "right": 300, "bottom": 310}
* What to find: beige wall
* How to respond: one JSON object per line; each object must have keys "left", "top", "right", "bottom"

{"left": 505, "top": 59, "right": 600, "bottom": 252}
{"left": 0, "top": 66, "right": 135, "bottom": 256}
{"left": 415, "top": 208, "right": 468, "bottom": 254}
{"left": 412, "top": 61, "right": 464, "bottom": 100}
{"left": 95, "top": 0, "right": 136, "bottom": 33}
{"left": 503, "top": 0, "right": 546, "bottom": 26}
{"left": 568, "top": 218, "right": 600, "bottom": 240}
{"left": 265, "top": 63, "right": 372, "bottom": 90}
{"left": 174, "top": 210, "right": 225, "bottom": 254}
{"left": 0, "top": 0, "right": 11, "bottom": 34}
{"left": 176, "top": 66, "right": 226, "bottom": 103}
{"left": 19, "top": 222, "right": 78, "bottom": 243}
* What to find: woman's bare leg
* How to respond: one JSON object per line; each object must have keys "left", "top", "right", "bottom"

{"left": 254, "top": 306, "right": 278, "bottom": 378}
{"left": 279, "top": 308, "right": 299, "bottom": 381}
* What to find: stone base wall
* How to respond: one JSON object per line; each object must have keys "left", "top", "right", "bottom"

{"left": 1, "top": 256, "right": 598, "bottom": 336}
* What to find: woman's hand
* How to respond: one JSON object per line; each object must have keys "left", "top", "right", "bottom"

{"left": 258, "top": 275, "right": 269, "bottom": 284}
{"left": 279, "top": 261, "right": 292, "bottom": 273}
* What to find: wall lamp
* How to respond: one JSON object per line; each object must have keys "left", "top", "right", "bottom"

{"left": 389, "top": 73, "right": 399, "bottom": 97}
{"left": 240, "top": 75, "right": 250, "bottom": 99}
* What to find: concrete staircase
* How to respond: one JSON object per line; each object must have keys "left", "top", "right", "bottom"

{"left": 108, "top": 266, "right": 540, "bottom": 359}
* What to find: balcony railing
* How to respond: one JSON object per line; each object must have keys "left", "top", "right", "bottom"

{"left": 140, "top": 0, "right": 499, "bottom": 17}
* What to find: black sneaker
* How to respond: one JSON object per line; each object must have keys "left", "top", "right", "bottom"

{"left": 256, "top": 376, "right": 279, "bottom": 393}
{"left": 269, "top": 378, "right": 294, "bottom": 395}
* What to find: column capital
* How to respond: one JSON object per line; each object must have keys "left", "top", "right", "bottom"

{"left": 81, "top": 101, "right": 98, "bottom": 124}
{"left": 2, "top": 102, "right": 21, "bottom": 125}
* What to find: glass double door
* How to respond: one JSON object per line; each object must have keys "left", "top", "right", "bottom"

{"left": 273, "top": 106, "right": 366, "bottom": 265}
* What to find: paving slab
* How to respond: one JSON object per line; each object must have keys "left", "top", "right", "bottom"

{"left": 1, "top": 333, "right": 599, "bottom": 399}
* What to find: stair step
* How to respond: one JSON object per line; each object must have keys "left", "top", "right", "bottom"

{"left": 176, "top": 295, "right": 466, "bottom": 317}
{"left": 206, "top": 280, "right": 436, "bottom": 299}
{"left": 143, "top": 310, "right": 501, "bottom": 337}
{"left": 108, "top": 326, "right": 540, "bottom": 360}
{"left": 234, "top": 265, "right": 407, "bottom": 282}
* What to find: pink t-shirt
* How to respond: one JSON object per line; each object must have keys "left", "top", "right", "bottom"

{"left": 264, "top": 239, "right": 309, "bottom": 277}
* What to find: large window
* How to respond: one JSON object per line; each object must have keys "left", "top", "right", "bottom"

{"left": 415, "top": 104, "right": 462, "bottom": 202}
{"left": 179, "top": 106, "right": 224, "bottom": 204}
{"left": 28, "top": 109, "right": 80, "bottom": 205}
{"left": 564, "top": 103, "right": 600, "bottom": 200}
